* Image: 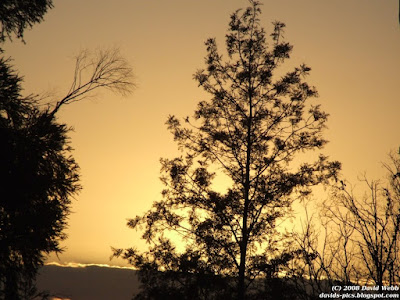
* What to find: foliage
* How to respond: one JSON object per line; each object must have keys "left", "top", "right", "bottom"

{"left": 0, "top": 57, "right": 79, "bottom": 298}
{"left": 0, "top": 46, "right": 134, "bottom": 298}
{"left": 114, "top": 1, "right": 339, "bottom": 299}
{"left": 0, "top": 0, "right": 53, "bottom": 42}
{"left": 0, "top": 0, "right": 134, "bottom": 296}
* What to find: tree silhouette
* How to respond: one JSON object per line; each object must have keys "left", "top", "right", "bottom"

{"left": 0, "top": 2, "right": 134, "bottom": 297}
{"left": 50, "top": 48, "right": 134, "bottom": 116}
{"left": 113, "top": 1, "right": 340, "bottom": 299}
{"left": 0, "top": 0, "right": 53, "bottom": 42}
{"left": 0, "top": 48, "right": 134, "bottom": 299}
{"left": 290, "top": 151, "right": 400, "bottom": 299}
{"left": 324, "top": 152, "right": 400, "bottom": 290}
{"left": 0, "top": 57, "right": 76, "bottom": 299}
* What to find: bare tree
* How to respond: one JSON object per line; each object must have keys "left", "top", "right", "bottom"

{"left": 324, "top": 152, "right": 400, "bottom": 289}
{"left": 50, "top": 47, "right": 135, "bottom": 115}
{"left": 322, "top": 209, "right": 361, "bottom": 285}
{"left": 289, "top": 204, "right": 337, "bottom": 300}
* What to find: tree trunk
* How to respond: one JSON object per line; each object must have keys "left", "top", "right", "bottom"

{"left": 5, "top": 268, "right": 19, "bottom": 300}
{"left": 238, "top": 84, "right": 253, "bottom": 300}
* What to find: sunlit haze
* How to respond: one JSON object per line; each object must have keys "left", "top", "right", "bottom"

{"left": 4, "top": 0, "right": 400, "bottom": 267}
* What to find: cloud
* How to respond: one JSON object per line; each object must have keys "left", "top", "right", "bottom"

{"left": 37, "top": 263, "right": 139, "bottom": 300}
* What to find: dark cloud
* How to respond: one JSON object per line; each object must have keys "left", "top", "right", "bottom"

{"left": 37, "top": 264, "right": 140, "bottom": 300}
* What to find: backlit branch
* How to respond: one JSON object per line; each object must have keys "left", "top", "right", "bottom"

{"left": 50, "top": 48, "right": 135, "bottom": 116}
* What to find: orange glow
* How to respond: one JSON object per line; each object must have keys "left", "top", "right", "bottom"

{"left": 3, "top": 0, "right": 399, "bottom": 267}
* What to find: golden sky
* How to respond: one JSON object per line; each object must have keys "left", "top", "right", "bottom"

{"left": 4, "top": 0, "right": 400, "bottom": 266}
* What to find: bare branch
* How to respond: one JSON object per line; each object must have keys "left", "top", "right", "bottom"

{"left": 50, "top": 47, "right": 135, "bottom": 116}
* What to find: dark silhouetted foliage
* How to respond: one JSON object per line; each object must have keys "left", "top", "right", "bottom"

{"left": 0, "top": 49, "right": 134, "bottom": 298}
{"left": 0, "top": 1, "right": 134, "bottom": 297}
{"left": 0, "top": 57, "right": 79, "bottom": 299}
{"left": 0, "top": 0, "right": 53, "bottom": 42}
{"left": 114, "top": 1, "right": 340, "bottom": 299}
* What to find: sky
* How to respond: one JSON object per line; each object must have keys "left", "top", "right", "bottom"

{"left": 3, "top": 0, "right": 400, "bottom": 267}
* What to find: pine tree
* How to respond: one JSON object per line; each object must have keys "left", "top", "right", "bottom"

{"left": 114, "top": 1, "right": 340, "bottom": 299}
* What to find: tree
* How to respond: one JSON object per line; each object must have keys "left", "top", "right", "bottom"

{"left": 0, "top": 56, "right": 76, "bottom": 299}
{"left": 114, "top": 1, "right": 339, "bottom": 299}
{"left": 49, "top": 48, "right": 134, "bottom": 116}
{"left": 288, "top": 199, "right": 367, "bottom": 300}
{"left": 0, "top": 47, "right": 134, "bottom": 298}
{"left": 0, "top": 0, "right": 53, "bottom": 42}
{"left": 290, "top": 152, "right": 400, "bottom": 298}
{"left": 0, "top": 3, "right": 54, "bottom": 295}
{"left": 0, "top": 1, "right": 135, "bottom": 297}
{"left": 324, "top": 152, "right": 400, "bottom": 289}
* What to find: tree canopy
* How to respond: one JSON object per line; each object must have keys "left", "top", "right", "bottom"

{"left": 0, "top": 1, "right": 134, "bottom": 297}
{"left": 0, "top": 48, "right": 134, "bottom": 298}
{"left": 113, "top": 1, "right": 340, "bottom": 299}
{"left": 0, "top": 0, "right": 53, "bottom": 42}
{"left": 0, "top": 56, "right": 79, "bottom": 298}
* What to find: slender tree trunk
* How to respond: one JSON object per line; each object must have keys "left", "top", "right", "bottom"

{"left": 238, "top": 242, "right": 247, "bottom": 300}
{"left": 238, "top": 86, "right": 253, "bottom": 300}
{"left": 377, "top": 265, "right": 383, "bottom": 292}
{"left": 238, "top": 147, "right": 251, "bottom": 299}
{"left": 238, "top": 153, "right": 251, "bottom": 300}
{"left": 5, "top": 268, "right": 19, "bottom": 300}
